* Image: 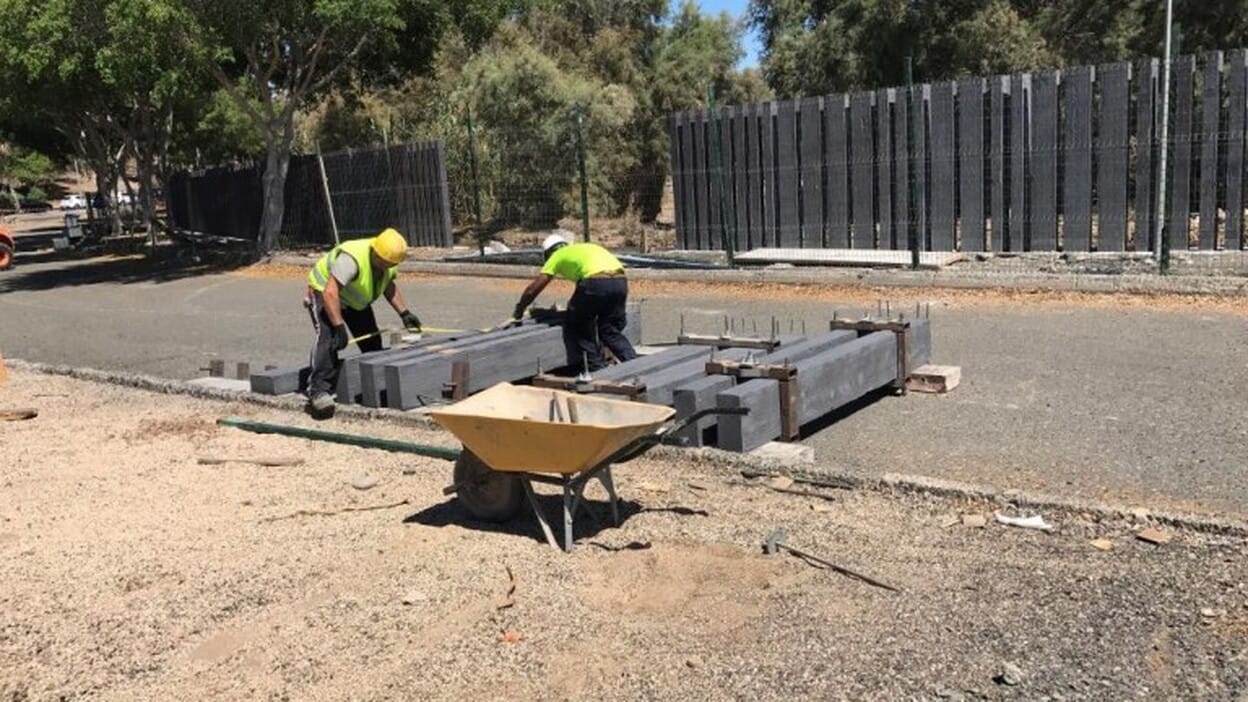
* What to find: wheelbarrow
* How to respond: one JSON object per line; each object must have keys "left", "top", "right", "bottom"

{"left": 427, "top": 383, "right": 747, "bottom": 551}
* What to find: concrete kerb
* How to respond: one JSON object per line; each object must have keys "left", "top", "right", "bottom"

{"left": 267, "top": 253, "right": 1248, "bottom": 298}
{"left": 11, "top": 358, "right": 1247, "bottom": 537}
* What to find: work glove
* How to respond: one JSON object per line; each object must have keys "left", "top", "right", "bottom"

{"left": 399, "top": 310, "right": 422, "bottom": 332}
{"left": 331, "top": 324, "right": 350, "bottom": 351}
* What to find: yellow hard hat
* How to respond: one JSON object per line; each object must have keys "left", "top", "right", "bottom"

{"left": 371, "top": 228, "right": 408, "bottom": 266}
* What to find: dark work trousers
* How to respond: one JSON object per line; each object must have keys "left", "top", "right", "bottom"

{"left": 564, "top": 276, "right": 637, "bottom": 373}
{"left": 306, "top": 290, "right": 383, "bottom": 398}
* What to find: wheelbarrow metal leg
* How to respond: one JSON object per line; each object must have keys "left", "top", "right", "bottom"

{"left": 520, "top": 478, "right": 561, "bottom": 550}
{"left": 598, "top": 467, "right": 620, "bottom": 526}
{"left": 562, "top": 477, "right": 574, "bottom": 552}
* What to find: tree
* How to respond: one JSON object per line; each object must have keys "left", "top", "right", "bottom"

{"left": 0, "top": 141, "right": 56, "bottom": 210}
{"left": 176, "top": 0, "right": 420, "bottom": 252}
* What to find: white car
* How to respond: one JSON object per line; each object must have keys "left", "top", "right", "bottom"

{"left": 58, "top": 195, "right": 85, "bottom": 210}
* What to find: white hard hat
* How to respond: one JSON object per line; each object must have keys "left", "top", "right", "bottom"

{"left": 542, "top": 233, "right": 568, "bottom": 252}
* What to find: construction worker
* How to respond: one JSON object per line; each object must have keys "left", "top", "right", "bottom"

{"left": 305, "top": 228, "right": 422, "bottom": 412}
{"left": 512, "top": 234, "right": 637, "bottom": 373}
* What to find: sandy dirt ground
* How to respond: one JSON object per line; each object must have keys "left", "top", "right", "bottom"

{"left": 2, "top": 369, "right": 1246, "bottom": 701}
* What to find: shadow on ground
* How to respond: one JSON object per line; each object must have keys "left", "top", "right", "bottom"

{"left": 0, "top": 249, "right": 253, "bottom": 293}
{"left": 405, "top": 494, "right": 709, "bottom": 547}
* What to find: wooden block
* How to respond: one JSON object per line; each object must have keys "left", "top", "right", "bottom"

{"left": 906, "top": 364, "right": 961, "bottom": 393}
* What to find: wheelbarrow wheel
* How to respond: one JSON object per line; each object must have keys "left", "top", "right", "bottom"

{"left": 453, "top": 449, "right": 523, "bottom": 523}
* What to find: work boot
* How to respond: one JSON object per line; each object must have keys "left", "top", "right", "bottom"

{"left": 309, "top": 392, "right": 335, "bottom": 412}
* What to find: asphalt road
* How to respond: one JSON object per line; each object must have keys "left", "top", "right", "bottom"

{"left": 3, "top": 252, "right": 1246, "bottom": 519}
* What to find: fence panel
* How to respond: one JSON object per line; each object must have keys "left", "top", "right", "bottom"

{"left": 990, "top": 76, "right": 1008, "bottom": 251}
{"left": 1097, "top": 63, "right": 1131, "bottom": 250}
{"left": 850, "top": 92, "right": 875, "bottom": 248}
{"left": 730, "top": 106, "right": 749, "bottom": 253}
{"left": 877, "top": 89, "right": 895, "bottom": 249}
{"left": 799, "top": 97, "right": 824, "bottom": 248}
{"left": 1227, "top": 50, "right": 1247, "bottom": 250}
{"left": 1170, "top": 55, "right": 1196, "bottom": 249}
{"left": 959, "top": 78, "right": 985, "bottom": 250}
{"left": 1135, "top": 60, "right": 1158, "bottom": 251}
{"left": 825, "top": 95, "right": 850, "bottom": 247}
{"left": 1010, "top": 74, "right": 1029, "bottom": 251}
{"left": 929, "top": 82, "right": 956, "bottom": 250}
{"left": 1200, "top": 51, "right": 1223, "bottom": 250}
{"left": 892, "top": 88, "right": 910, "bottom": 249}
{"left": 775, "top": 100, "right": 800, "bottom": 246}
{"left": 1064, "top": 66, "right": 1094, "bottom": 251}
{"left": 1030, "top": 71, "right": 1059, "bottom": 250}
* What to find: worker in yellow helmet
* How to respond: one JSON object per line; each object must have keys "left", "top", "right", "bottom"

{"left": 511, "top": 233, "right": 637, "bottom": 374}
{"left": 304, "top": 228, "right": 422, "bottom": 413}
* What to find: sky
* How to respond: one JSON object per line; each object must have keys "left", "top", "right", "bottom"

{"left": 687, "top": 0, "right": 763, "bottom": 68}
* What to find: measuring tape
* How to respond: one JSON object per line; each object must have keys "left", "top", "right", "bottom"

{"left": 348, "top": 318, "right": 519, "bottom": 345}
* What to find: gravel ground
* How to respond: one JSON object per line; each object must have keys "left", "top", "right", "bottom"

{"left": 1, "top": 370, "right": 1246, "bottom": 701}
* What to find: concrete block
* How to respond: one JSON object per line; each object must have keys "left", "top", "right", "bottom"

{"left": 249, "top": 365, "right": 309, "bottom": 395}
{"left": 593, "top": 345, "right": 710, "bottom": 382}
{"left": 748, "top": 441, "right": 815, "bottom": 465}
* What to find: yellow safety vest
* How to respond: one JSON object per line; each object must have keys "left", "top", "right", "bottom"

{"left": 307, "top": 239, "right": 396, "bottom": 311}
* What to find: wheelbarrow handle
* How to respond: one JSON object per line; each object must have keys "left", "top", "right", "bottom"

{"left": 660, "top": 407, "right": 749, "bottom": 439}
{"left": 605, "top": 407, "right": 752, "bottom": 465}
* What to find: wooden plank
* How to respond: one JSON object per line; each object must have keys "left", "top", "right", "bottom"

{"left": 877, "top": 89, "right": 894, "bottom": 249}
{"left": 799, "top": 97, "right": 824, "bottom": 248}
{"left": 669, "top": 114, "right": 689, "bottom": 249}
{"left": 958, "top": 77, "right": 986, "bottom": 250}
{"left": 1135, "top": 60, "right": 1158, "bottom": 251}
{"left": 1227, "top": 51, "right": 1247, "bottom": 250}
{"left": 825, "top": 94, "right": 850, "bottom": 247}
{"left": 1097, "top": 62, "right": 1131, "bottom": 251}
{"left": 731, "top": 106, "right": 750, "bottom": 253}
{"left": 1010, "top": 74, "right": 1029, "bottom": 251}
{"left": 892, "top": 87, "right": 910, "bottom": 250}
{"left": 1170, "top": 55, "right": 1195, "bottom": 250}
{"left": 990, "top": 76, "right": 1007, "bottom": 251}
{"left": 775, "top": 99, "right": 800, "bottom": 247}
{"left": 1063, "top": 65, "right": 1094, "bottom": 251}
{"left": 850, "top": 91, "right": 875, "bottom": 248}
{"left": 691, "top": 111, "right": 709, "bottom": 250}
{"left": 1031, "top": 70, "right": 1059, "bottom": 250}
{"left": 928, "top": 81, "right": 956, "bottom": 250}
{"left": 905, "top": 364, "right": 962, "bottom": 393}
{"left": 761, "top": 103, "right": 777, "bottom": 247}
{"left": 1199, "top": 51, "right": 1223, "bottom": 250}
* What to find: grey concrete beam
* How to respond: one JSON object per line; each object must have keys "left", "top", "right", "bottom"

{"left": 385, "top": 326, "right": 568, "bottom": 409}
{"left": 717, "top": 320, "right": 931, "bottom": 452}
{"left": 670, "top": 375, "right": 735, "bottom": 447}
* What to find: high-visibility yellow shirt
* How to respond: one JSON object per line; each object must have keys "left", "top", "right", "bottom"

{"left": 307, "top": 238, "right": 396, "bottom": 310}
{"left": 540, "top": 243, "right": 624, "bottom": 282}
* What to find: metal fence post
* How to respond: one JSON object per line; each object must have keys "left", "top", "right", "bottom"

{"left": 467, "top": 110, "right": 485, "bottom": 256}
{"left": 315, "top": 141, "right": 340, "bottom": 245}
{"left": 709, "top": 86, "right": 735, "bottom": 265}
{"left": 575, "top": 104, "right": 590, "bottom": 242}
{"left": 906, "top": 55, "right": 920, "bottom": 270}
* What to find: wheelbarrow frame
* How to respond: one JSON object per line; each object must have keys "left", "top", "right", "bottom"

{"left": 444, "top": 406, "right": 748, "bottom": 551}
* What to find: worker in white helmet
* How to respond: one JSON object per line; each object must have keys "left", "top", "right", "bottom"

{"left": 512, "top": 233, "right": 637, "bottom": 373}
{"left": 304, "top": 228, "right": 422, "bottom": 412}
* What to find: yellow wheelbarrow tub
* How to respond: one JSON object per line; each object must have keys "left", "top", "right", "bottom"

{"left": 426, "top": 383, "right": 675, "bottom": 475}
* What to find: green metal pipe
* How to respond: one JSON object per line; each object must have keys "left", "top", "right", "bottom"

{"left": 218, "top": 417, "right": 461, "bottom": 461}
